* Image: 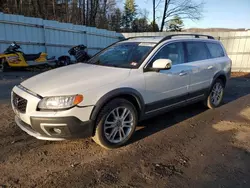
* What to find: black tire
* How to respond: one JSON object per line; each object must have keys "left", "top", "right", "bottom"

{"left": 64, "top": 56, "right": 71, "bottom": 65}
{"left": 57, "top": 56, "right": 71, "bottom": 66}
{"left": 205, "top": 79, "right": 225, "bottom": 109}
{"left": 0, "top": 59, "right": 8, "bottom": 72}
{"left": 92, "top": 98, "right": 138, "bottom": 149}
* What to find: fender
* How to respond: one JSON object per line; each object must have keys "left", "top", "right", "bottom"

{"left": 90, "top": 88, "right": 145, "bottom": 121}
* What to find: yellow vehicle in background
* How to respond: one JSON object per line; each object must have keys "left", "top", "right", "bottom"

{"left": 0, "top": 42, "right": 56, "bottom": 72}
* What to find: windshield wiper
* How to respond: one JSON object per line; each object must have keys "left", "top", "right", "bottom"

{"left": 106, "top": 64, "right": 119, "bottom": 67}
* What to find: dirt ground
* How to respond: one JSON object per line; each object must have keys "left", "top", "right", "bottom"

{"left": 1, "top": 72, "right": 250, "bottom": 188}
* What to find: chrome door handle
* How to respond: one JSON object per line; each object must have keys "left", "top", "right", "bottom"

{"left": 207, "top": 66, "right": 214, "bottom": 70}
{"left": 179, "top": 71, "right": 188, "bottom": 76}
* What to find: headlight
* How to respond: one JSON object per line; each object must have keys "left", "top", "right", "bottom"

{"left": 38, "top": 95, "right": 83, "bottom": 110}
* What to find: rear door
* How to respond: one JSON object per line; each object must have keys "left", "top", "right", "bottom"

{"left": 205, "top": 41, "right": 229, "bottom": 76}
{"left": 184, "top": 41, "right": 214, "bottom": 97}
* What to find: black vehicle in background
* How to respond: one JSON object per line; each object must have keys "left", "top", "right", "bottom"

{"left": 57, "top": 45, "right": 91, "bottom": 67}
{"left": 69, "top": 45, "right": 91, "bottom": 62}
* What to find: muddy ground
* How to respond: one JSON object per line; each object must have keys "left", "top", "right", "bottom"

{"left": 1, "top": 72, "right": 250, "bottom": 188}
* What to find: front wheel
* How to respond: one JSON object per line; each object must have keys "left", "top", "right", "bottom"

{"left": 0, "top": 58, "right": 8, "bottom": 72}
{"left": 205, "top": 79, "right": 225, "bottom": 109}
{"left": 92, "top": 98, "right": 138, "bottom": 149}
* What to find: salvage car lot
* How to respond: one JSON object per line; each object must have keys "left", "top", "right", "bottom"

{"left": 1, "top": 72, "right": 250, "bottom": 188}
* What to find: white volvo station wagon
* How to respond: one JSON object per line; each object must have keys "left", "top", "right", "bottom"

{"left": 12, "top": 34, "right": 232, "bottom": 149}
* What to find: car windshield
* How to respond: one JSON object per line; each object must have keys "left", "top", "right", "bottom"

{"left": 87, "top": 42, "right": 156, "bottom": 68}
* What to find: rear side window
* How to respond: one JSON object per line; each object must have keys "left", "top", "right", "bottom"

{"left": 186, "top": 42, "right": 210, "bottom": 62}
{"left": 206, "top": 42, "right": 225, "bottom": 58}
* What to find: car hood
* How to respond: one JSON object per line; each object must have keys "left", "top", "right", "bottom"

{"left": 21, "top": 63, "right": 131, "bottom": 96}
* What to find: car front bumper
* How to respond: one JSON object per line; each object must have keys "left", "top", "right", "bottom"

{"left": 12, "top": 85, "right": 95, "bottom": 140}
{"left": 15, "top": 115, "right": 94, "bottom": 140}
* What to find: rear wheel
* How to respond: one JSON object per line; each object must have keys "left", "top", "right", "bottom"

{"left": 205, "top": 79, "right": 225, "bottom": 109}
{"left": 92, "top": 98, "right": 138, "bottom": 149}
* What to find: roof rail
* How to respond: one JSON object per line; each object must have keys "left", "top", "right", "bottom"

{"left": 126, "top": 36, "right": 161, "bottom": 40}
{"left": 124, "top": 34, "right": 215, "bottom": 43}
{"left": 125, "top": 34, "right": 214, "bottom": 41}
{"left": 163, "top": 34, "right": 215, "bottom": 40}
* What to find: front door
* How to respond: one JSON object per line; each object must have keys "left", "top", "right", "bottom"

{"left": 143, "top": 42, "right": 190, "bottom": 113}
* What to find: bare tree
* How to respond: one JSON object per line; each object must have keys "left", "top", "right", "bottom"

{"left": 160, "top": 0, "right": 203, "bottom": 31}
{"left": 138, "top": 8, "right": 149, "bottom": 20}
{"left": 0, "top": 0, "right": 124, "bottom": 31}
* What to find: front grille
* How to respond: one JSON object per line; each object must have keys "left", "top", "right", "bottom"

{"left": 12, "top": 92, "right": 27, "bottom": 113}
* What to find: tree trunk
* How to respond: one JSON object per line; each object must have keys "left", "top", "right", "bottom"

{"left": 86, "top": 0, "right": 89, "bottom": 25}
{"left": 15, "top": 0, "right": 18, "bottom": 13}
{"left": 19, "top": 0, "right": 23, "bottom": 14}
{"left": 160, "top": 0, "right": 170, "bottom": 31}
{"left": 65, "top": 0, "right": 69, "bottom": 22}
{"left": 36, "top": 0, "right": 44, "bottom": 19}
{"left": 78, "top": 0, "right": 82, "bottom": 24}
{"left": 90, "top": 0, "right": 94, "bottom": 25}
{"left": 82, "top": 0, "right": 85, "bottom": 25}
{"left": 89, "top": 0, "right": 98, "bottom": 26}
{"left": 153, "top": 0, "right": 155, "bottom": 32}
{"left": 92, "top": 0, "right": 99, "bottom": 26}
{"left": 31, "top": 0, "right": 37, "bottom": 17}
{"left": 28, "top": 0, "right": 32, "bottom": 16}
{"left": 52, "top": 0, "right": 56, "bottom": 18}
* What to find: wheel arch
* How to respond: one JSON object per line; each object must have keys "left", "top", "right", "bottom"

{"left": 90, "top": 88, "right": 145, "bottom": 127}
{"left": 213, "top": 71, "right": 227, "bottom": 87}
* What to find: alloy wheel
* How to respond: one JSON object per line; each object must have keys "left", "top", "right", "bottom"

{"left": 104, "top": 107, "right": 134, "bottom": 144}
{"left": 210, "top": 82, "right": 224, "bottom": 106}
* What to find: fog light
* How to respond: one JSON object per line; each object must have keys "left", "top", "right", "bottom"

{"left": 53, "top": 128, "right": 62, "bottom": 134}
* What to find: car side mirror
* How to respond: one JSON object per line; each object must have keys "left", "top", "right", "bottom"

{"left": 152, "top": 59, "right": 172, "bottom": 71}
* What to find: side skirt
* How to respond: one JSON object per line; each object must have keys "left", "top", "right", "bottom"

{"left": 140, "top": 88, "right": 209, "bottom": 121}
